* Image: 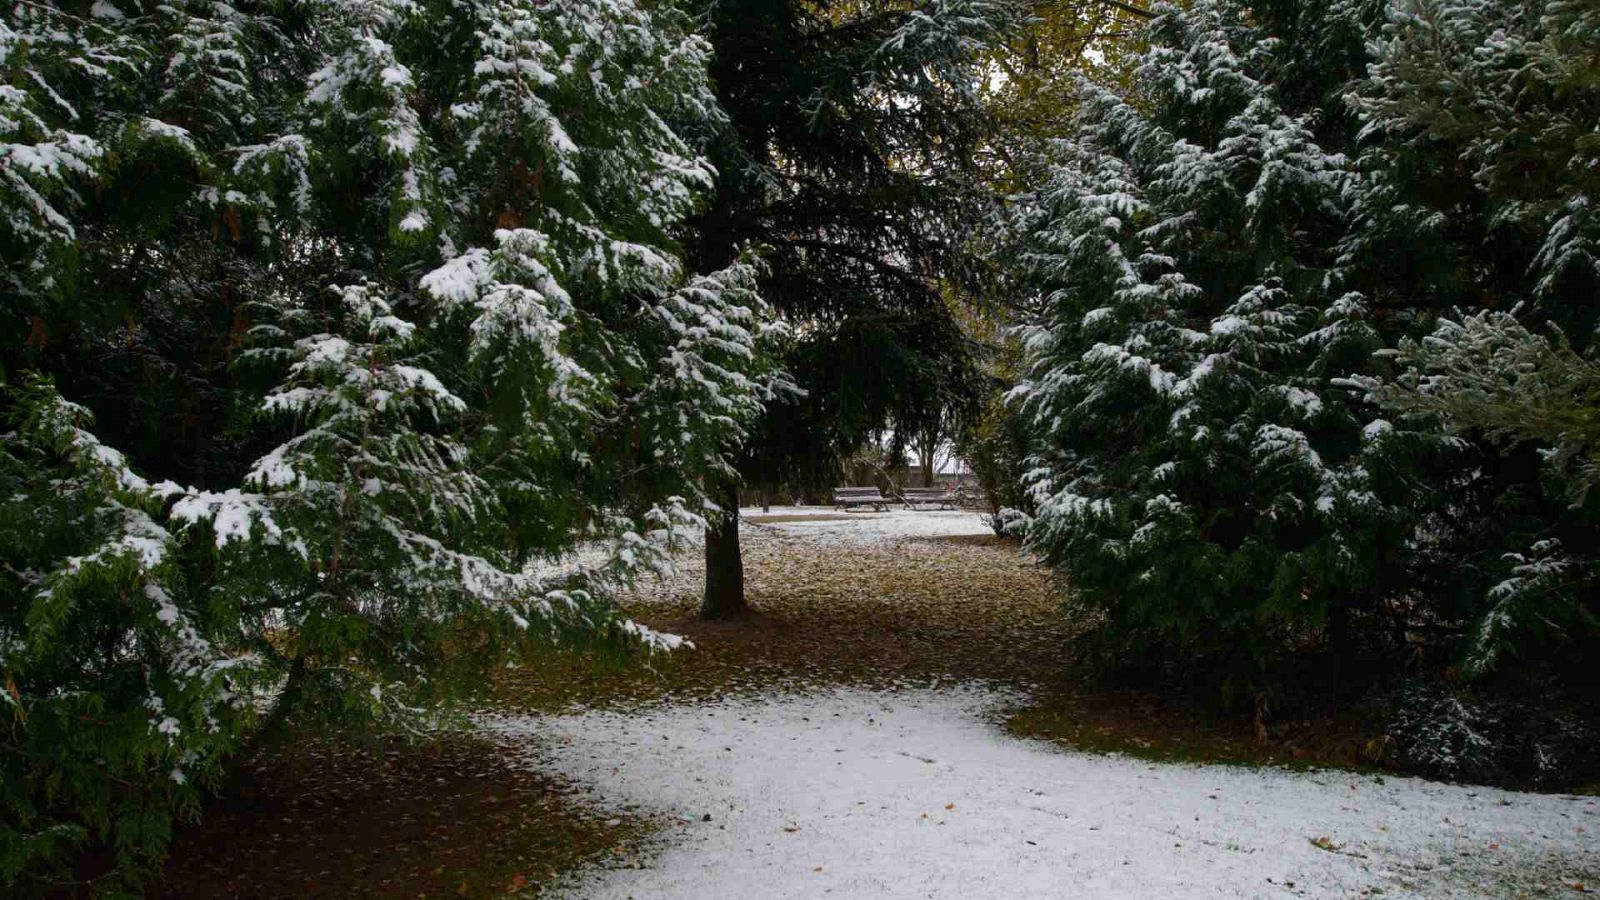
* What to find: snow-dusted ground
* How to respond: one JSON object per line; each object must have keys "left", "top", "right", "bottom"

{"left": 488, "top": 507, "right": 1599, "bottom": 898}
{"left": 529, "top": 507, "right": 992, "bottom": 583}
{"left": 486, "top": 686, "right": 1598, "bottom": 899}
{"left": 741, "top": 505, "right": 995, "bottom": 544}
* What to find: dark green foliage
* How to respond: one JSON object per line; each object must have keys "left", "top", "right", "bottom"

{"left": 1014, "top": 0, "right": 1600, "bottom": 714}
{"left": 1015, "top": 0, "right": 1402, "bottom": 696}
{"left": 1, "top": 376, "right": 242, "bottom": 890}
{"left": 1348, "top": 0, "right": 1600, "bottom": 680}
{"left": 689, "top": 0, "right": 1020, "bottom": 491}
{"left": 2, "top": 0, "right": 783, "bottom": 890}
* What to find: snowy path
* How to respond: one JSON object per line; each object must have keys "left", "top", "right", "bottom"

{"left": 485, "top": 685, "right": 1599, "bottom": 899}
{"left": 491, "top": 509, "right": 1599, "bottom": 897}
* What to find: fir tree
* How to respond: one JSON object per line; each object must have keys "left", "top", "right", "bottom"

{"left": 2, "top": 0, "right": 783, "bottom": 889}
{"left": 1015, "top": 0, "right": 1600, "bottom": 701}
{"left": 688, "top": 0, "right": 1022, "bottom": 618}
{"left": 1013, "top": 0, "right": 1412, "bottom": 693}
{"left": 1343, "top": 0, "right": 1600, "bottom": 678}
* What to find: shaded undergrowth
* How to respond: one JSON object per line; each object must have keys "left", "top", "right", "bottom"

{"left": 153, "top": 734, "right": 650, "bottom": 898}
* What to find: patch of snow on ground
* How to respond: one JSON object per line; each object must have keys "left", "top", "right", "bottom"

{"left": 483, "top": 685, "right": 1599, "bottom": 899}
{"left": 743, "top": 506, "right": 994, "bottom": 544}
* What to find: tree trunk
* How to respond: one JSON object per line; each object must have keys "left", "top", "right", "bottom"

{"left": 1327, "top": 595, "right": 1352, "bottom": 699}
{"left": 228, "top": 656, "right": 307, "bottom": 792}
{"left": 917, "top": 425, "right": 939, "bottom": 487}
{"left": 701, "top": 480, "right": 748, "bottom": 619}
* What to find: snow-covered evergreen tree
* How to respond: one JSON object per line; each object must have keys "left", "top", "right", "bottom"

{"left": 1014, "top": 0, "right": 1600, "bottom": 698}
{"left": 2, "top": 0, "right": 783, "bottom": 888}
{"left": 1013, "top": 0, "right": 1419, "bottom": 688}
{"left": 1343, "top": 0, "right": 1600, "bottom": 678}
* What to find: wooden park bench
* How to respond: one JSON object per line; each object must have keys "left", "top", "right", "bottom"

{"left": 953, "top": 484, "right": 989, "bottom": 511}
{"left": 902, "top": 487, "right": 954, "bottom": 510}
{"left": 833, "top": 486, "right": 888, "bottom": 511}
